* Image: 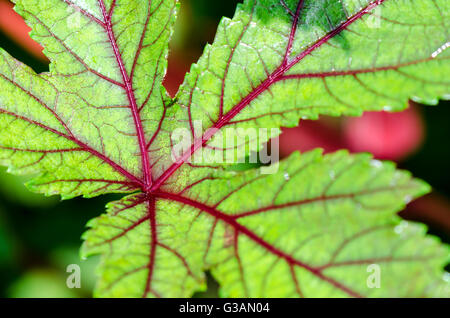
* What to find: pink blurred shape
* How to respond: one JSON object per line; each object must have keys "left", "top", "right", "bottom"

{"left": 344, "top": 106, "right": 424, "bottom": 161}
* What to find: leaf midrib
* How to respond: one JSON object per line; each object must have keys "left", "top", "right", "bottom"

{"left": 97, "top": 0, "right": 153, "bottom": 189}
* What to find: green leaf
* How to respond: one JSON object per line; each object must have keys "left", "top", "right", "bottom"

{"left": 82, "top": 194, "right": 207, "bottom": 297}
{"left": 0, "top": 0, "right": 449, "bottom": 298}
{"left": 1, "top": 0, "right": 178, "bottom": 198}
{"left": 83, "top": 150, "right": 448, "bottom": 297}
{"left": 148, "top": 0, "right": 450, "bottom": 182}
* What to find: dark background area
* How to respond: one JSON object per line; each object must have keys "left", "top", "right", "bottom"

{"left": 0, "top": 0, "right": 448, "bottom": 297}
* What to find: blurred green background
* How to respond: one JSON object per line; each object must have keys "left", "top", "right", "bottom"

{"left": 0, "top": 0, "right": 448, "bottom": 298}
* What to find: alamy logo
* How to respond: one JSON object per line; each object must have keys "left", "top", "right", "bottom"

{"left": 66, "top": 264, "right": 81, "bottom": 289}
{"left": 171, "top": 121, "right": 280, "bottom": 174}
{"left": 366, "top": 264, "right": 381, "bottom": 289}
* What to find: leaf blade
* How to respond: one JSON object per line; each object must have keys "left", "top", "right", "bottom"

{"left": 0, "top": 50, "right": 140, "bottom": 197}
{"left": 0, "top": 0, "right": 179, "bottom": 196}
{"left": 155, "top": 151, "right": 448, "bottom": 297}
{"left": 148, "top": 0, "right": 450, "bottom": 188}
{"left": 83, "top": 150, "right": 448, "bottom": 297}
